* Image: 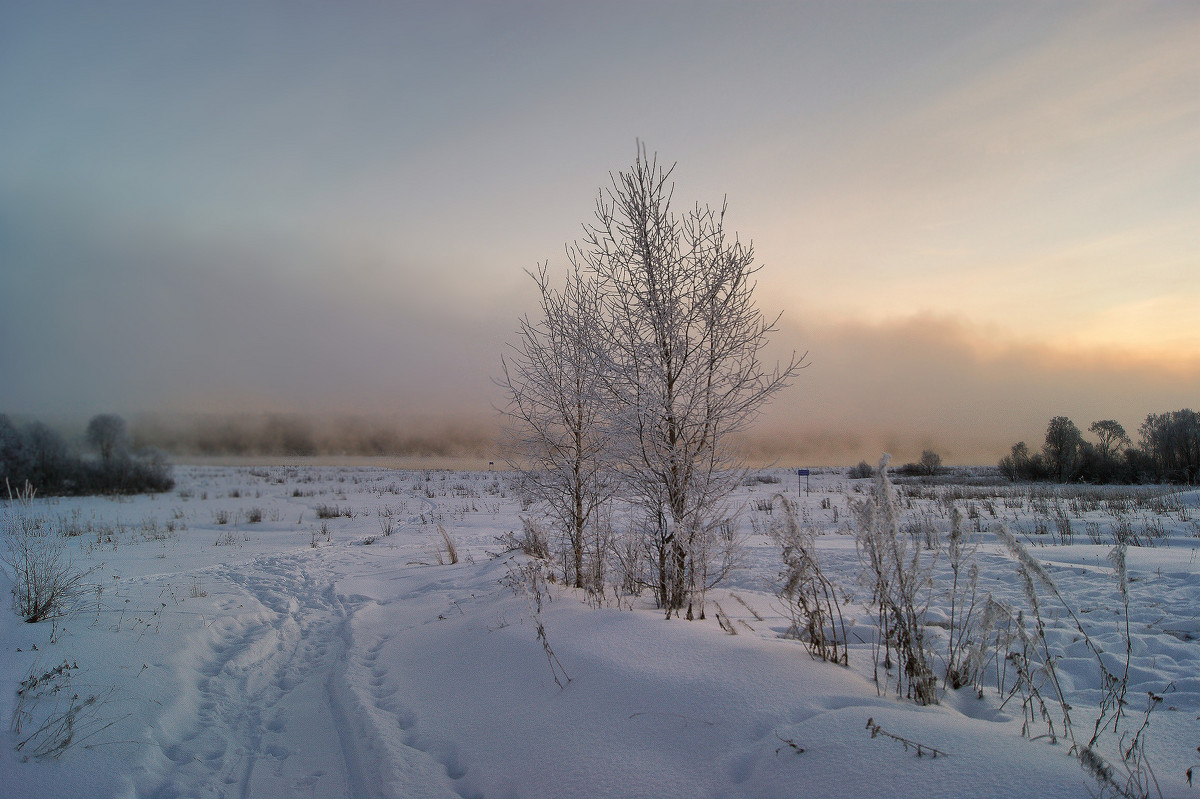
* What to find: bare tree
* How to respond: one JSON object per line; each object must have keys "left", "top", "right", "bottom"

{"left": 24, "top": 422, "right": 71, "bottom": 492}
{"left": 0, "top": 414, "right": 29, "bottom": 485}
{"left": 499, "top": 264, "right": 615, "bottom": 589}
{"left": 86, "top": 414, "right": 129, "bottom": 464}
{"left": 918, "top": 449, "right": 942, "bottom": 477}
{"left": 575, "top": 144, "right": 803, "bottom": 617}
{"left": 1138, "top": 410, "right": 1200, "bottom": 484}
{"left": 1043, "top": 416, "right": 1084, "bottom": 483}
{"left": 1089, "top": 420, "right": 1131, "bottom": 461}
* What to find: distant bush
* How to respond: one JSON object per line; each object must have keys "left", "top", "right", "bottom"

{"left": 848, "top": 461, "right": 873, "bottom": 480}
{"left": 896, "top": 450, "right": 942, "bottom": 478}
{"left": 998, "top": 440, "right": 1049, "bottom": 481}
{"left": 0, "top": 414, "right": 173, "bottom": 496}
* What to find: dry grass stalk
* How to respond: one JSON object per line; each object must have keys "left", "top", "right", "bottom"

{"left": 436, "top": 524, "right": 459, "bottom": 565}
{"left": 770, "top": 494, "right": 847, "bottom": 666}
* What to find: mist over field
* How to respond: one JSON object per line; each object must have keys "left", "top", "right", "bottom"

{"left": 124, "top": 413, "right": 496, "bottom": 460}
{"left": 2, "top": 2, "right": 1197, "bottom": 466}
{"left": 15, "top": 309, "right": 1198, "bottom": 467}
{"left": 11, "top": 311, "right": 1200, "bottom": 467}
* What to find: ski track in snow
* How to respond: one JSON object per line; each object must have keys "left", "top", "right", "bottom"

{"left": 140, "top": 549, "right": 468, "bottom": 799}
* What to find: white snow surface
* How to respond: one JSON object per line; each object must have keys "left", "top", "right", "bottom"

{"left": 1, "top": 465, "right": 1197, "bottom": 798}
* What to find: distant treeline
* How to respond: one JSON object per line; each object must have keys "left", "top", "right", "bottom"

{"left": 1000, "top": 410, "right": 1200, "bottom": 484}
{"left": 128, "top": 413, "right": 494, "bottom": 458}
{"left": 1, "top": 414, "right": 174, "bottom": 496}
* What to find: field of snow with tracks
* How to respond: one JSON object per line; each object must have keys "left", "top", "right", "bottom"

{"left": 2, "top": 464, "right": 1198, "bottom": 798}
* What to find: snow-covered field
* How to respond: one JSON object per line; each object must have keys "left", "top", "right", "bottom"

{"left": 2, "top": 465, "right": 1198, "bottom": 798}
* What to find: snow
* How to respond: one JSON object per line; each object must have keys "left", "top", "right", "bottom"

{"left": 2, "top": 465, "right": 1197, "bottom": 798}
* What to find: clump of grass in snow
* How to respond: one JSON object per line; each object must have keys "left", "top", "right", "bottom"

{"left": 436, "top": 524, "right": 458, "bottom": 565}
{"left": 994, "top": 526, "right": 1162, "bottom": 798}
{"left": 494, "top": 517, "right": 550, "bottom": 561}
{"left": 12, "top": 660, "right": 114, "bottom": 760}
{"left": 769, "top": 494, "right": 848, "bottom": 666}
{"left": 852, "top": 456, "right": 937, "bottom": 705}
{"left": 944, "top": 505, "right": 985, "bottom": 691}
{"left": 502, "top": 558, "right": 570, "bottom": 689}
{"left": 3, "top": 480, "right": 88, "bottom": 624}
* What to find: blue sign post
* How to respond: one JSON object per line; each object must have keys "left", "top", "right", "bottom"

{"left": 797, "top": 468, "right": 810, "bottom": 495}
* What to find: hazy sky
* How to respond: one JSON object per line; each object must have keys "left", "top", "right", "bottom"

{"left": 2, "top": 2, "right": 1197, "bottom": 463}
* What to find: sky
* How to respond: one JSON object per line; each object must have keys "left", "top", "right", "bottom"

{"left": 1, "top": 1, "right": 1197, "bottom": 464}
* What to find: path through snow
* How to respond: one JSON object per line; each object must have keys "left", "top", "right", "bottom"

{"left": 140, "top": 549, "right": 467, "bottom": 799}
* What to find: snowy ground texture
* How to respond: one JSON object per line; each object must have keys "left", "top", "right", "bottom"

{"left": 2, "top": 465, "right": 1198, "bottom": 799}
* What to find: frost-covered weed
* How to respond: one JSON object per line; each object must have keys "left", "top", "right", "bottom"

{"left": 495, "top": 517, "right": 551, "bottom": 561}
{"left": 501, "top": 559, "right": 570, "bottom": 688}
{"left": 853, "top": 457, "right": 937, "bottom": 705}
{"left": 11, "top": 660, "right": 113, "bottom": 760}
{"left": 943, "top": 505, "right": 984, "bottom": 690}
{"left": 3, "top": 481, "right": 88, "bottom": 624}
{"left": 992, "top": 527, "right": 1162, "bottom": 798}
{"left": 769, "top": 495, "right": 847, "bottom": 666}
